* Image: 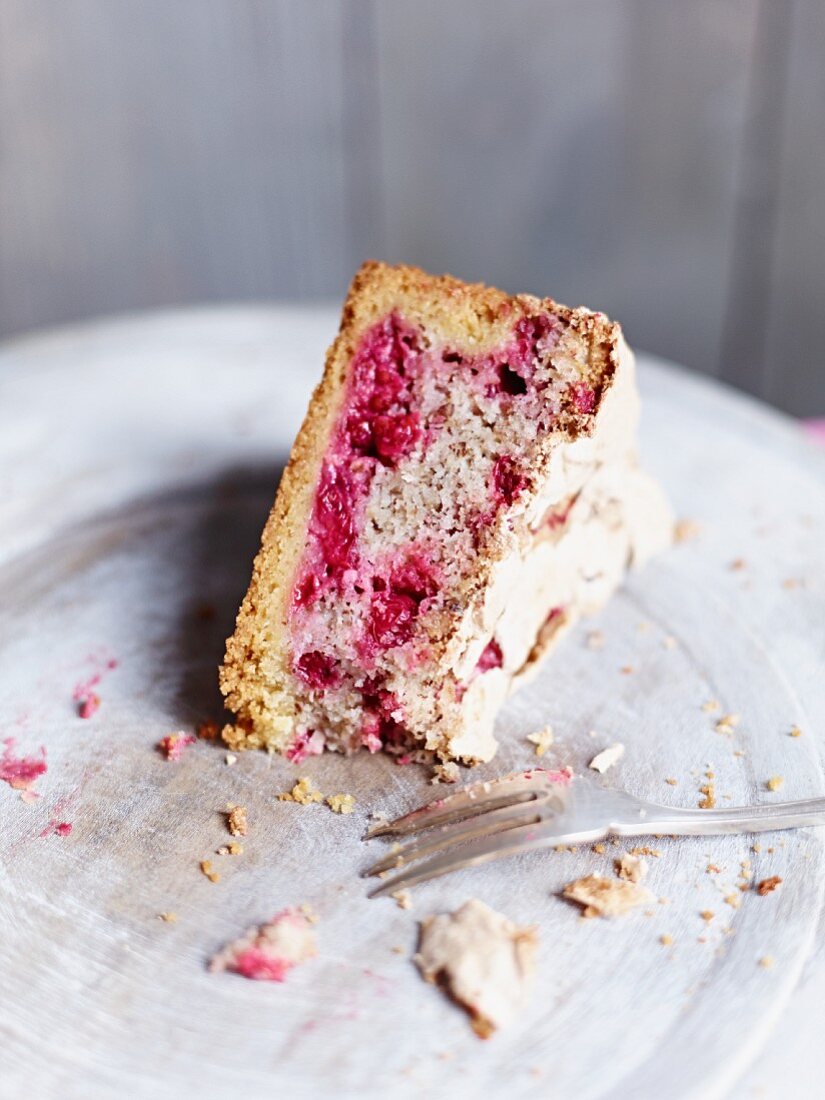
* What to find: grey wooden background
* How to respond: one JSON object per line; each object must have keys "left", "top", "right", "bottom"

{"left": 0, "top": 0, "right": 822, "bottom": 415}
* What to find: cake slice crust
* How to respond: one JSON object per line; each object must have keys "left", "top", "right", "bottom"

{"left": 221, "top": 261, "right": 671, "bottom": 763}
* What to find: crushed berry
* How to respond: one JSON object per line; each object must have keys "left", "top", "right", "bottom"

{"left": 77, "top": 693, "right": 100, "bottom": 719}
{"left": 0, "top": 738, "right": 47, "bottom": 791}
{"left": 367, "top": 592, "right": 418, "bottom": 650}
{"left": 476, "top": 639, "right": 503, "bottom": 673}
{"left": 157, "top": 733, "right": 196, "bottom": 761}
{"left": 514, "top": 313, "right": 560, "bottom": 361}
{"left": 571, "top": 381, "right": 596, "bottom": 414}
{"left": 39, "top": 820, "right": 73, "bottom": 838}
{"left": 293, "top": 650, "right": 341, "bottom": 691}
{"left": 373, "top": 412, "right": 421, "bottom": 462}
{"left": 232, "top": 948, "right": 291, "bottom": 982}
{"left": 492, "top": 455, "right": 529, "bottom": 506}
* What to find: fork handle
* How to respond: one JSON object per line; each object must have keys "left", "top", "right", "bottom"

{"left": 613, "top": 797, "right": 825, "bottom": 837}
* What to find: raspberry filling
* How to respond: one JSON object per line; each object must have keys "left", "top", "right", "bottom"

{"left": 288, "top": 308, "right": 584, "bottom": 704}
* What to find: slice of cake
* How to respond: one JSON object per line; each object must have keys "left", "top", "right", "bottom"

{"left": 221, "top": 261, "right": 671, "bottom": 764}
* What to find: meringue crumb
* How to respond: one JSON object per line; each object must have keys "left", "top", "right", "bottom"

{"left": 431, "top": 762, "right": 460, "bottom": 785}
{"left": 392, "top": 889, "right": 413, "bottom": 910}
{"left": 616, "top": 854, "right": 647, "bottom": 883}
{"left": 586, "top": 630, "right": 605, "bottom": 650}
{"left": 757, "top": 876, "right": 782, "bottom": 896}
{"left": 766, "top": 776, "right": 784, "bottom": 792}
{"left": 327, "top": 793, "right": 356, "bottom": 815}
{"left": 199, "top": 860, "right": 220, "bottom": 884}
{"left": 225, "top": 753, "right": 237, "bottom": 766}
{"left": 279, "top": 777, "right": 323, "bottom": 805}
{"left": 526, "top": 726, "right": 554, "bottom": 757}
{"left": 159, "top": 911, "right": 178, "bottom": 923}
{"left": 227, "top": 805, "right": 248, "bottom": 837}
{"left": 589, "top": 743, "right": 625, "bottom": 774}
{"left": 563, "top": 875, "right": 653, "bottom": 918}
{"left": 759, "top": 956, "right": 775, "bottom": 969}
{"left": 674, "top": 518, "right": 701, "bottom": 543}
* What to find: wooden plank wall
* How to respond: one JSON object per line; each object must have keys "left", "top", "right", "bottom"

{"left": 0, "top": 0, "right": 821, "bottom": 414}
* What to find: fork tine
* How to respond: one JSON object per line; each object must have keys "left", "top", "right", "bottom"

{"left": 362, "top": 801, "right": 542, "bottom": 878}
{"left": 369, "top": 816, "right": 605, "bottom": 897}
{"left": 363, "top": 770, "right": 551, "bottom": 840}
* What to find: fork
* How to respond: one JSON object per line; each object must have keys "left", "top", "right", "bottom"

{"left": 362, "top": 768, "right": 825, "bottom": 897}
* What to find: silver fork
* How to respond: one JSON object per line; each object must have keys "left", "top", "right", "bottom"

{"left": 362, "top": 768, "right": 825, "bottom": 897}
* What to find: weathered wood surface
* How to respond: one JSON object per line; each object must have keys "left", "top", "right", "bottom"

{"left": 0, "top": 2, "right": 823, "bottom": 414}
{"left": 0, "top": 308, "right": 824, "bottom": 1099}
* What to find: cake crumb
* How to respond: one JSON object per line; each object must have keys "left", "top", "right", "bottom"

{"left": 226, "top": 805, "right": 248, "bottom": 836}
{"left": 327, "top": 793, "right": 356, "bottom": 815}
{"left": 620, "top": 665, "right": 634, "bottom": 675}
{"left": 210, "top": 908, "right": 317, "bottom": 981}
{"left": 616, "top": 853, "right": 647, "bottom": 883}
{"left": 759, "top": 955, "right": 774, "bottom": 969}
{"left": 279, "top": 777, "right": 324, "bottom": 805}
{"left": 526, "top": 725, "right": 555, "bottom": 757}
{"left": 392, "top": 889, "right": 413, "bottom": 910}
{"left": 766, "top": 776, "right": 784, "bottom": 792}
{"left": 700, "top": 910, "right": 715, "bottom": 923}
{"left": 586, "top": 630, "right": 605, "bottom": 650}
{"left": 757, "top": 876, "right": 782, "bottom": 896}
{"left": 664, "top": 777, "right": 678, "bottom": 786}
{"left": 589, "top": 743, "right": 625, "bottom": 774}
{"left": 628, "top": 846, "right": 661, "bottom": 858}
{"left": 674, "top": 518, "right": 701, "bottom": 543}
{"left": 789, "top": 726, "right": 802, "bottom": 738}
{"left": 702, "top": 699, "right": 720, "bottom": 713}
{"left": 199, "top": 859, "right": 220, "bottom": 884}
{"left": 715, "top": 714, "right": 740, "bottom": 735}
{"left": 431, "top": 762, "right": 460, "bottom": 785}
{"left": 563, "top": 875, "right": 653, "bottom": 918}
{"left": 217, "top": 842, "right": 244, "bottom": 856}
{"left": 698, "top": 783, "right": 716, "bottom": 809}
{"left": 663, "top": 636, "right": 677, "bottom": 650}
{"left": 592, "top": 842, "right": 606, "bottom": 855}
{"left": 159, "top": 911, "right": 178, "bottom": 923}
{"left": 724, "top": 893, "right": 741, "bottom": 909}
{"left": 660, "top": 934, "right": 674, "bottom": 946}
{"left": 729, "top": 558, "right": 746, "bottom": 571}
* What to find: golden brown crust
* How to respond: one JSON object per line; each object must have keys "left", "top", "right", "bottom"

{"left": 220, "top": 261, "right": 621, "bottom": 752}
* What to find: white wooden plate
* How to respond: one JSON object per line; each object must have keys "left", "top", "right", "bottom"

{"left": 1, "top": 308, "right": 823, "bottom": 1100}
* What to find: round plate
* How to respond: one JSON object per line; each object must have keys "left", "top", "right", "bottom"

{"left": 1, "top": 309, "right": 823, "bottom": 1100}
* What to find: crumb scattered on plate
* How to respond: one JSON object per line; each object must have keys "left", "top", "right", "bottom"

{"left": 759, "top": 955, "right": 774, "bottom": 969}
{"left": 210, "top": 908, "right": 317, "bottom": 981}
{"left": 327, "top": 793, "right": 356, "bottom": 814}
{"left": 392, "top": 889, "right": 413, "bottom": 910}
{"left": 431, "top": 762, "right": 460, "bottom": 785}
{"left": 278, "top": 777, "right": 323, "bottom": 805}
{"left": 616, "top": 853, "right": 647, "bottom": 883}
{"left": 757, "top": 876, "right": 782, "bottom": 896}
{"left": 766, "top": 776, "right": 784, "bottom": 792}
{"left": 159, "top": 912, "right": 178, "bottom": 923}
{"left": 789, "top": 726, "right": 802, "bottom": 738}
{"left": 226, "top": 805, "right": 248, "bottom": 836}
{"left": 526, "top": 726, "right": 554, "bottom": 757}
{"left": 702, "top": 699, "right": 720, "bottom": 713}
{"left": 674, "top": 518, "right": 701, "bottom": 543}
{"left": 589, "top": 743, "right": 624, "bottom": 774}
{"left": 562, "top": 875, "right": 653, "bottom": 918}
{"left": 225, "top": 753, "right": 237, "bottom": 766}
{"left": 715, "top": 714, "right": 740, "bottom": 735}
{"left": 199, "top": 859, "right": 220, "bottom": 884}
{"left": 415, "top": 899, "right": 537, "bottom": 1038}
{"left": 0, "top": 738, "right": 47, "bottom": 791}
